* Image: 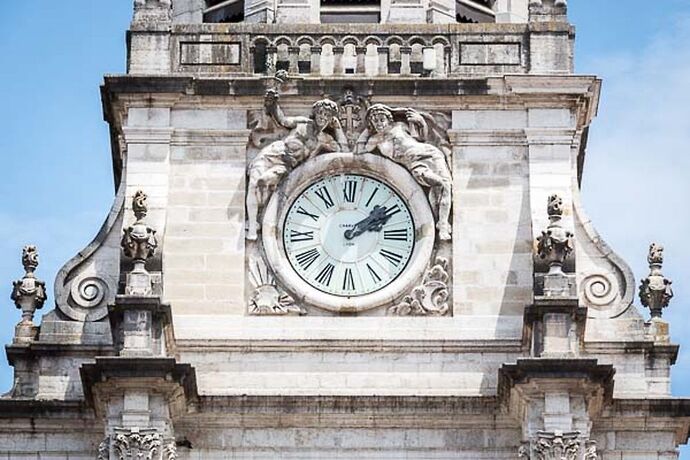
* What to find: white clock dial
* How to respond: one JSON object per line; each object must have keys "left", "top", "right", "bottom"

{"left": 283, "top": 174, "right": 415, "bottom": 297}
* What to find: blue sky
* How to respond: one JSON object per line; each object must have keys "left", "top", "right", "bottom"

{"left": 1, "top": 0, "right": 689, "bottom": 456}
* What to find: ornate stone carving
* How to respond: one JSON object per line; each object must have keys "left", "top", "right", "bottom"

{"left": 583, "top": 440, "right": 598, "bottom": 460}
{"left": 112, "top": 429, "right": 162, "bottom": 460}
{"left": 121, "top": 190, "right": 158, "bottom": 296}
{"left": 163, "top": 440, "right": 177, "bottom": 460}
{"left": 533, "top": 431, "right": 580, "bottom": 460}
{"left": 639, "top": 243, "right": 673, "bottom": 318}
{"left": 336, "top": 88, "right": 370, "bottom": 151}
{"left": 11, "top": 245, "right": 46, "bottom": 342}
{"left": 55, "top": 180, "right": 124, "bottom": 321}
{"left": 529, "top": 0, "right": 567, "bottom": 7}
{"left": 388, "top": 257, "right": 450, "bottom": 316}
{"left": 246, "top": 90, "right": 348, "bottom": 240}
{"left": 357, "top": 103, "right": 453, "bottom": 240}
{"left": 248, "top": 254, "right": 305, "bottom": 315}
{"left": 518, "top": 442, "right": 531, "bottom": 459}
{"left": 536, "top": 194, "right": 574, "bottom": 275}
{"left": 97, "top": 436, "right": 110, "bottom": 460}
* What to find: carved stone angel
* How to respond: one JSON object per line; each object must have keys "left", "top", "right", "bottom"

{"left": 246, "top": 90, "right": 348, "bottom": 240}
{"left": 356, "top": 104, "right": 452, "bottom": 240}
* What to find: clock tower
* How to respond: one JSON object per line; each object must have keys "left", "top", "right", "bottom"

{"left": 2, "top": 0, "right": 690, "bottom": 458}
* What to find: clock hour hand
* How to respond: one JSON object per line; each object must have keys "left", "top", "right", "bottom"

{"left": 344, "top": 205, "right": 392, "bottom": 240}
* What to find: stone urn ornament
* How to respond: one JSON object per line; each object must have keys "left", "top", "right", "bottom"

{"left": 639, "top": 243, "right": 673, "bottom": 319}
{"left": 121, "top": 190, "right": 158, "bottom": 296}
{"left": 536, "top": 194, "right": 574, "bottom": 275}
{"left": 11, "top": 245, "right": 46, "bottom": 342}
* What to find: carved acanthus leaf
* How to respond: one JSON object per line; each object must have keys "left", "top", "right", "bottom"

{"left": 388, "top": 257, "right": 450, "bottom": 316}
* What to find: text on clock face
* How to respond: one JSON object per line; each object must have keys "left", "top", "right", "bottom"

{"left": 283, "top": 174, "right": 415, "bottom": 297}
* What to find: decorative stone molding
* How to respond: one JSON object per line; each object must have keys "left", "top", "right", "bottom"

{"left": 248, "top": 255, "right": 305, "bottom": 315}
{"left": 388, "top": 257, "right": 450, "bottom": 316}
{"left": 113, "top": 428, "right": 162, "bottom": 460}
{"left": 519, "top": 432, "right": 598, "bottom": 460}
{"left": 163, "top": 440, "right": 177, "bottom": 460}
{"left": 98, "top": 436, "right": 110, "bottom": 460}
{"left": 121, "top": 190, "right": 158, "bottom": 296}
{"left": 55, "top": 181, "right": 124, "bottom": 321}
{"left": 639, "top": 243, "right": 673, "bottom": 319}
{"left": 572, "top": 186, "right": 634, "bottom": 319}
{"left": 11, "top": 245, "right": 46, "bottom": 343}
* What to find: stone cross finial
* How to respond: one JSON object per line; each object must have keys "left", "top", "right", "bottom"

{"left": 536, "top": 194, "right": 574, "bottom": 275}
{"left": 639, "top": 243, "right": 673, "bottom": 318}
{"left": 11, "top": 245, "right": 46, "bottom": 342}
{"left": 121, "top": 190, "right": 158, "bottom": 296}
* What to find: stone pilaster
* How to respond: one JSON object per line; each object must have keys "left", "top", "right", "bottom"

{"left": 500, "top": 359, "right": 613, "bottom": 459}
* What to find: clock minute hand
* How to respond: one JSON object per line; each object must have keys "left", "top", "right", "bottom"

{"left": 344, "top": 205, "right": 392, "bottom": 240}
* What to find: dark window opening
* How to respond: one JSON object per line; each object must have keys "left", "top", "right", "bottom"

{"left": 410, "top": 62, "right": 423, "bottom": 74}
{"left": 276, "top": 60, "right": 290, "bottom": 71}
{"left": 298, "top": 61, "right": 312, "bottom": 73}
{"left": 253, "top": 42, "right": 268, "bottom": 73}
{"left": 388, "top": 61, "right": 401, "bottom": 74}
{"left": 204, "top": 0, "right": 245, "bottom": 23}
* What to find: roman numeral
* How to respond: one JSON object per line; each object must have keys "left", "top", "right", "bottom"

{"left": 314, "top": 187, "right": 334, "bottom": 208}
{"left": 365, "top": 187, "right": 379, "bottom": 207}
{"left": 343, "top": 180, "right": 357, "bottom": 203}
{"left": 289, "top": 229, "right": 314, "bottom": 242}
{"left": 379, "top": 249, "right": 403, "bottom": 266}
{"left": 296, "top": 206, "right": 319, "bottom": 222}
{"left": 315, "top": 263, "right": 335, "bottom": 286}
{"left": 342, "top": 268, "right": 355, "bottom": 291}
{"left": 295, "top": 248, "right": 319, "bottom": 270}
{"left": 366, "top": 263, "right": 381, "bottom": 283}
{"left": 383, "top": 228, "right": 409, "bottom": 241}
{"left": 385, "top": 205, "right": 401, "bottom": 218}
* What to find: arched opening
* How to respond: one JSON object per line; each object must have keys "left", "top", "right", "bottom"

{"left": 456, "top": 0, "right": 495, "bottom": 23}
{"left": 320, "top": 0, "right": 381, "bottom": 23}
{"left": 204, "top": 0, "right": 245, "bottom": 23}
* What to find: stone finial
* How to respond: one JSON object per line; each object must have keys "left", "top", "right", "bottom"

{"left": 11, "top": 245, "right": 47, "bottom": 342}
{"left": 639, "top": 243, "right": 673, "bottom": 318}
{"left": 536, "top": 194, "right": 574, "bottom": 275}
{"left": 121, "top": 190, "right": 158, "bottom": 296}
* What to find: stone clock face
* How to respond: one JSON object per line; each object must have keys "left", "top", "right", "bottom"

{"left": 283, "top": 174, "right": 415, "bottom": 297}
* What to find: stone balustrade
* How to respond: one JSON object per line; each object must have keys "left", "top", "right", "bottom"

{"left": 154, "top": 23, "right": 558, "bottom": 77}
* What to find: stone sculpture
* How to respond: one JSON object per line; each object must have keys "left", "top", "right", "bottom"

{"left": 357, "top": 103, "right": 453, "bottom": 240}
{"left": 639, "top": 243, "right": 673, "bottom": 318}
{"left": 121, "top": 190, "right": 158, "bottom": 295}
{"left": 536, "top": 194, "right": 573, "bottom": 275}
{"left": 388, "top": 257, "right": 450, "bottom": 316}
{"left": 112, "top": 429, "right": 162, "bottom": 460}
{"left": 533, "top": 431, "right": 580, "bottom": 460}
{"left": 247, "top": 254, "right": 304, "bottom": 315}
{"left": 246, "top": 90, "right": 348, "bottom": 240}
{"left": 10, "top": 245, "right": 46, "bottom": 342}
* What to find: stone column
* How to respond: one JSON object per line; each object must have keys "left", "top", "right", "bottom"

{"left": 528, "top": 0, "right": 572, "bottom": 74}
{"left": 310, "top": 46, "right": 322, "bottom": 75}
{"left": 356, "top": 47, "right": 366, "bottom": 74}
{"left": 400, "top": 46, "right": 412, "bottom": 75}
{"left": 129, "top": 1, "right": 172, "bottom": 75}
{"left": 288, "top": 47, "right": 300, "bottom": 75}
{"left": 377, "top": 47, "right": 390, "bottom": 75}
{"left": 333, "top": 47, "right": 345, "bottom": 75}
